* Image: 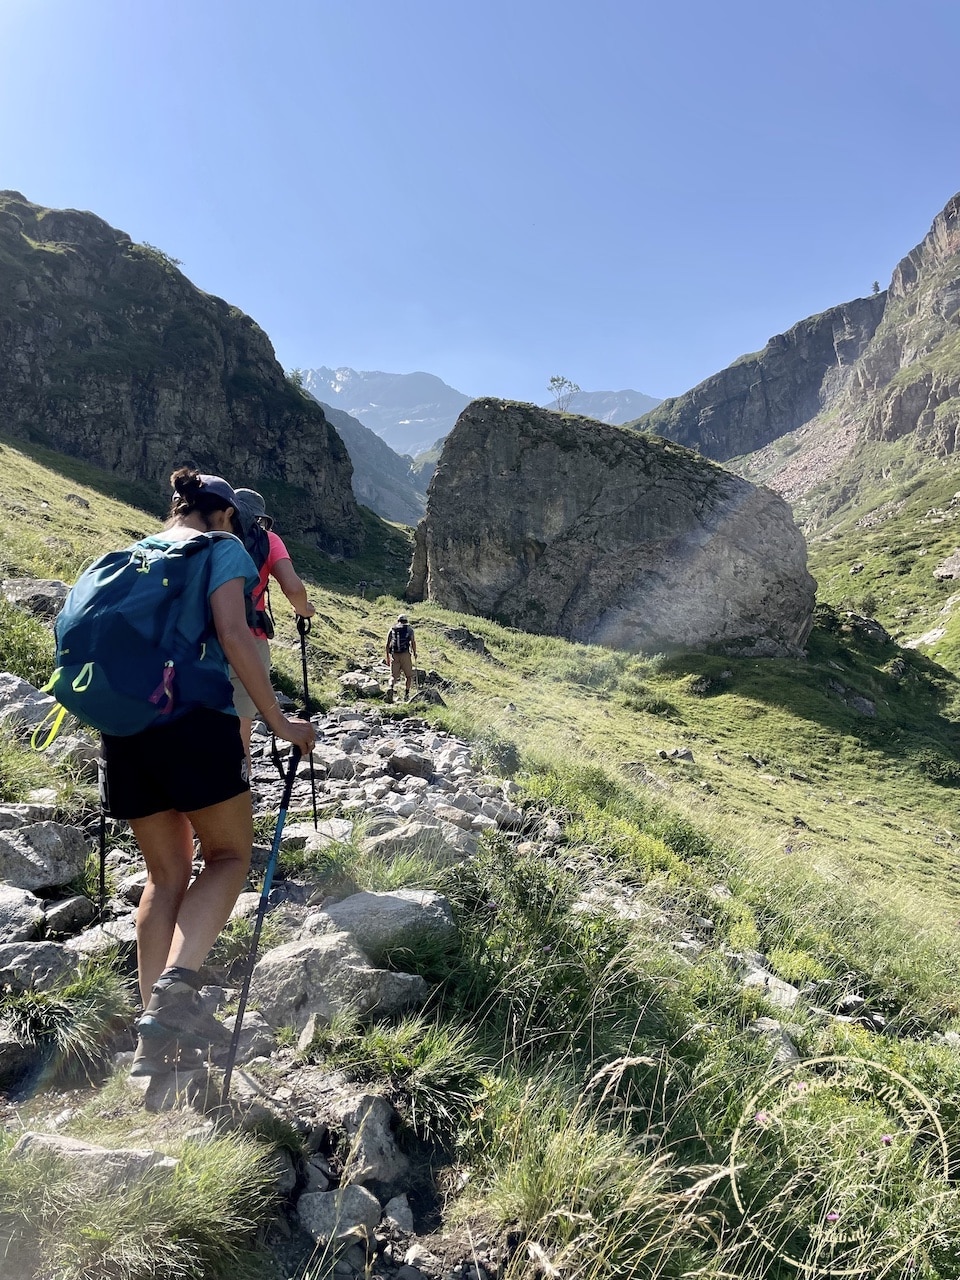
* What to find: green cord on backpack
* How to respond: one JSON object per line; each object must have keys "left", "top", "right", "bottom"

{"left": 33, "top": 532, "right": 237, "bottom": 748}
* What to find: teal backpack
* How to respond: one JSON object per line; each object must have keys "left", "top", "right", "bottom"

{"left": 35, "top": 532, "right": 237, "bottom": 744}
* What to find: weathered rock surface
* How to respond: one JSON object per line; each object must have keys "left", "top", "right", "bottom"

{"left": 638, "top": 193, "right": 960, "bottom": 521}
{"left": 251, "top": 933, "right": 429, "bottom": 1032}
{"left": 638, "top": 295, "right": 885, "bottom": 462}
{"left": 316, "top": 889, "right": 456, "bottom": 962}
{"left": 0, "top": 821, "right": 89, "bottom": 891}
{"left": 0, "top": 190, "right": 361, "bottom": 553}
{"left": 9, "top": 1133, "right": 178, "bottom": 1191}
{"left": 407, "top": 399, "right": 815, "bottom": 655}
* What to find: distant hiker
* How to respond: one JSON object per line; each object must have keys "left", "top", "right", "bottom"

{"left": 230, "top": 488, "right": 316, "bottom": 775}
{"left": 386, "top": 613, "right": 417, "bottom": 700}
{"left": 94, "top": 469, "right": 315, "bottom": 1077}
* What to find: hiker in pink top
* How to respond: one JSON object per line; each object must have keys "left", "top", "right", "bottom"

{"left": 230, "top": 489, "right": 315, "bottom": 775}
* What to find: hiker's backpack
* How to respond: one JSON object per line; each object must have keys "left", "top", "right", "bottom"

{"left": 244, "top": 521, "right": 275, "bottom": 639}
{"left": 388, "top": 624, "right": 413, "bottom": 654}
{"left": 37, "top": 532, "right": 238, "bottom": 741}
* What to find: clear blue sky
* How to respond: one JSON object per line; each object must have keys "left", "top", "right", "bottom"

{"left": 2, "top": 0, "right": 959, "bottom": 404}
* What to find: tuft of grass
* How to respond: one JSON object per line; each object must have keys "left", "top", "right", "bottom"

{"left": 460, "top": 1073, "right": 717, "bottom": 1280}
{"left": 206, "top": 912, "right": 288, "bottom": 975}
{"left": 300, "top": 1012, "right": 486, "bottom": 1149}
{"left": 0, "top": 598, "right": 53, "bottom": 688}
{"left": 0, "top": 954, "right": 133, "bottom": 1086}
{"left": 0, "top": 1126, "right": 275, "bottom": 1279}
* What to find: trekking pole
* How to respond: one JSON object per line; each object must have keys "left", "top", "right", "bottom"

{"left": 296, "top": 614, "right": 319, "bottom": 830}
{"left": 220, "top": 746, "right": 302, "bottom": 1107}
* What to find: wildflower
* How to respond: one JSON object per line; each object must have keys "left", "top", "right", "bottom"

{"left": 754, "top": 1110, "right": 771, "bottom": 1127}
{"left": 826, "top": 1212, "right": 840, "bottom": 1223}
{"left": 881, "top": 1134, "right": 893, "bottom": 1146}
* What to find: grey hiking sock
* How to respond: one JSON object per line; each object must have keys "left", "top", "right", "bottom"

{"left": 154, "top": 965, "right": 203, "bottom": 990}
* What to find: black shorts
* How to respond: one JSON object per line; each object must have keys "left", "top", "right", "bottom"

{"left": 100, "top": 708, "right": 250, "bottom": 821}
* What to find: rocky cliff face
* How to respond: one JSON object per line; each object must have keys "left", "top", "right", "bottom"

{"left": 638, "top": 194, "right": 960, "bottom": 523}
{"left": 407, "top": 400, "right": 815, "bottom": 656}
{"left": 639, "top": 295, "right": 887, "bottom": 461}
{"left": 314, "top": 400, "right": 427, "bottom": 526}
{"left": 0, "top": 192, "right": 361, "bottom": 552}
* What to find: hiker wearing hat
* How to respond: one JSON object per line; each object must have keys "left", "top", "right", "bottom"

{"left": 95, "top": 469, "right": 316, "bottom": 1077}
{"left": 385, "top": 613, "right": 417, "bottom": 701}
{"left": 230, "top": 488, "right": 315, "bottom": 774}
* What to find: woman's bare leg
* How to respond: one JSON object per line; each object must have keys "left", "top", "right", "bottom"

{"left": 163, "top": 790, "right": 254, "bottom": 973}
{"left": 129, "top": 809, "right": 195, "bottom": 1006}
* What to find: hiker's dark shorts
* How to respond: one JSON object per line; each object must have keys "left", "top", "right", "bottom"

{"left": 100, "top": 708, "right": 250, "bottom": 820}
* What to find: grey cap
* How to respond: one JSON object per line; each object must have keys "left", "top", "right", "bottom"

{"left": 397, "top": 614, "right": 409, "bottom": 623}
{"left": 197, "top": 474, "right": 240, "bottom": 508}
{"left": 233, "top": 488, "right": 268, "bottom": 536}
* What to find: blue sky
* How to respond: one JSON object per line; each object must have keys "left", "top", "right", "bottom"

{"left": 2, "top": 0, "right": 959, "bottom": 404}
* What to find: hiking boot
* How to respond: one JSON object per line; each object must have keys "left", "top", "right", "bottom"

{"left": 130, "top": 1033, "right": 205, "bottom": 1077}
{"left": 136, "top": 979, "right": 230, "bottom": 1048}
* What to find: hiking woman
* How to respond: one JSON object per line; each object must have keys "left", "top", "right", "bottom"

{"left": 99, "top": 468, "right": 316, "bottom": 1076}
{"left": 229, "top": 487, "right": 316, "bottom": 778}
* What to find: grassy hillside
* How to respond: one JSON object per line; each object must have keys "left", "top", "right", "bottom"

{"left": 2, "top": 438, "right": 960, "bottom": 1279}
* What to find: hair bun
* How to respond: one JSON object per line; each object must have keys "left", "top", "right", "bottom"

{"left": 170, "top": 466, "right": 202, "bottom": 499}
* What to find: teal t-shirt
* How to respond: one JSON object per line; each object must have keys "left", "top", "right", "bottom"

{"left": 150, "top": 531, "right": 258, "bottom": 718}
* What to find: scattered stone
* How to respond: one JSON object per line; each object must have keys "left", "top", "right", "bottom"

{"left": 0, "top": 821, "right": 89, "bottom": 892}
{"left": 389, "top": 749, "right": 435, "bottom": 779}
{"left": 340, "top": 671, "right": 383, "bottom": 697}
{"left": 1, "top": 578, "right": 69, "bottom": 620}
{"left": 0, "top": 941, "right": 76, "bottom": 992}
{"left": 252, "top": 933, "right": 429, "bottom": 1032}
{"left": 331, "top": 1092, "right": 411, "bottom": 1194}
{"left": 0, "top": 673, "right": 57, "bottom": 730}
{"left": 0, "top": 884, "right": 44, "bottom": 941}
{"left": 383, "top": 1193, "right": 415, "bottom": 1233}
{"left": 297, "top": 1184, "right": 382, "bottom": 1245}
{"left": 318, "top": 889, "right": 456, "bottom": 963}
{"left": 742, "top": 966, "right": 801, "bottom": 1011}
{"left": 748, "top": 1016, "right": 802, "bottom": 1064}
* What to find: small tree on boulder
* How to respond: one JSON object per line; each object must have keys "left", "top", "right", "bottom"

{"left": 548, "top": 375, "right": 580, "bottom": 412}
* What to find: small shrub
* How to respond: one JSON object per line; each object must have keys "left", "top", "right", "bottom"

{"left": 913, "top": 748, "right": 960, "bottom": 786}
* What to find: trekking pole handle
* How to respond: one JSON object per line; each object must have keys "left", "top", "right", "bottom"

{"left": 296, "top": 614, "right": 312, "bottom": 637}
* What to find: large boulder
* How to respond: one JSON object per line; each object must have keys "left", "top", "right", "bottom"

{"left": 406, "top": 400, "right": 816, "bottom": 656}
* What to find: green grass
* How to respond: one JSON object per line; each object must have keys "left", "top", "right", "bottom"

{"left": 300, "top": 1012, "right": 486, "bottom": 1149}
{"left": 3, "top": 435, "right": 960, "bottom": 1277}
{"left": 0, "top": 1122, "right": 276, "bottom": 1279}
{"left": 0, "top": 954, "right": 133, "bottom": 1087}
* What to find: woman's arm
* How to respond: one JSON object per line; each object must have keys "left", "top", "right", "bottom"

{"left": 271, "top": 558, "right": 315, "bottom": 618}
{"left": 211, "top": 578, "right": 315, "bottom": 753}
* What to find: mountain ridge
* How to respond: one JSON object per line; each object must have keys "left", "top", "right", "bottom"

{"left": 0, "top": 191, "right": 362, "bottom": 553}
{"left": 636, "top": 192, "right": 960, "bottom": 535}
